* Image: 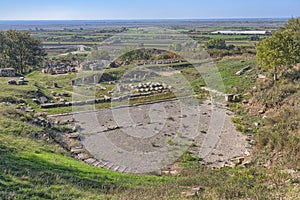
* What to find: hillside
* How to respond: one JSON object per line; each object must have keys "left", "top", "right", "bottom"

{"left": 1, "top": 18, "right": 300, "bottom": 199}
{"left": 0, "top": 55, "right": 299, "bottom": 199}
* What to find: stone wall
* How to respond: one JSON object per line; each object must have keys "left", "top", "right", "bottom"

{"left": 0, "top": 68, "right": 16, "bottom": 77}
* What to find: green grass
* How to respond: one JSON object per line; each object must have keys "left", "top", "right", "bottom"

{"left": 216, "top": 58, "right": 257, "bottom": 93}
{"left": 1, "top": 56, "right": 300, "bottom": 199}
{"left": 0, "top": 104, "right": 175, "bottom": 199}
{"left": 0, "top": 57, "right": 257, "bottom": 117}
{"left": 1, "top": 54, "right": 299, "bottom": 198}
{"left": 1, "top": 102, "right": 299, "bottom": 199}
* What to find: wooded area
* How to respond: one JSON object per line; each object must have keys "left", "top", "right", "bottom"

{"left": 0, "top": 30, "right": 46, "bottom": 74}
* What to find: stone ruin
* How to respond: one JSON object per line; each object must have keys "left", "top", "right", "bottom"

{"left": 111, "top": 81, "right": 172, "bottom": 102}
{"left": 130, "top": 82, "right": 171, "bottom": 94}
{"left": 42, "top": 63, "right": 78, "bottom": 75}
{"left": 136, "top": 59, "right": 185, "bottom": 66}
{"left": 81, "top": 60, "right": 110, "bottom": 71}
{"left": 8, "top": 77, "right": 25, "bottom": 85}
{"left": 0, "top": 68, "right": 16, "bottom": 77}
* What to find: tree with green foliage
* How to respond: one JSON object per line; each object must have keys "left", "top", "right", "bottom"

{"left": 256, "top": 18, "right": 300, "bottom": 81}
{"left": 205, "top": 38, "right": 227, "bottom": 49}
{"left": 0, "top": 30, "right": 46, "bottom": 74}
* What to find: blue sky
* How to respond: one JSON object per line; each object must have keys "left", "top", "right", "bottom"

{"left": 0, "top": 0, "right": 299, "bottom": 20}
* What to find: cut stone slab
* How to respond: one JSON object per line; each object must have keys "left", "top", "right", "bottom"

{"left": 68, "top": 132, "right": 80, "bottom": 138}
{"left": 77, "top": 153, "right": 91, "bottom": 160}
{"left": 40, "top": 96, "right": 48, "bottom": 104}
{"left": 84, "top": 158, "right": 97, "bottom": 165}
{"left": 70, "top": 147, "right": 84, "bottom": 154}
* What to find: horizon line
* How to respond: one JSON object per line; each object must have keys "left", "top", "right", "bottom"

{"left": 0, "top": 17, "right": 294, "bottom": 21}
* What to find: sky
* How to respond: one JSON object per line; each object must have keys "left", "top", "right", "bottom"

{"left": 0, "top": 0, "right": 299, "bottom": 20}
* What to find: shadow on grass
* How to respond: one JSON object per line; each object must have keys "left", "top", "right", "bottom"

{"left": 0, "top": 148, "right": 129, "bottom": 199}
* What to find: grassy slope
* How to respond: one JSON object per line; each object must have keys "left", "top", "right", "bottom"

{"left": 1, "top": 107, "right": 297, "bottom": 199}
{"left": 0, "top": 105, "right": 174, "bottom": 199}
{"left": 0, "top": 107, "right": 278, "bottom": 200}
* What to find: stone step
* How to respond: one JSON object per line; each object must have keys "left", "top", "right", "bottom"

{"left": 68, "top": 132, "right": 80, "bottom": 138}
{"left": 84, "top": 158, "right": 97, "bottom": 165}
{"left": 77, "top": 153, "right": 91, "bottom": 160}
{"left": 117, "top": 166, "right": 128, "bottom": 173}
{"left": 112, "top": 165, "right": 120, "bottom": 172}
{"left": 101, "top": 161, "right": 110, "bottom": 167}
{"left": 92, "top": 161, "right": 101, "bottom": 167}
{"left": 105, "top": 163, "right": 114, "bottom": 170}
{"left": 70, "top": 147, "right": 84, "bottom": 154}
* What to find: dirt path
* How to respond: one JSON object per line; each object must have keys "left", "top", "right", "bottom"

{"left": 51, "top": 94, "right": 252, "bottom": 173}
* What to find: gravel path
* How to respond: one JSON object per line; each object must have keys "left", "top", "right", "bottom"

{"left": 51, "top": 96, "right": 251, "bottom": 173}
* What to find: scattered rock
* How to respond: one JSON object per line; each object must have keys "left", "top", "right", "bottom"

{"left": 40, "top": 96, "right": 48, "bottom": 104}
{"left": 231, "top": 156, "right": 245, "bottom": 165}
{"left": 233, "top": 94, "right": 241, "bottom": 101}
{"left": 181, "top": 191, "right": 198, "bottom": 198}
{"left": 70, "top": 147, "right": 84, "bottom": 154}
{"left": 225, "top": 94, "right": 234, "bottom": 102}
{"left": 256, "top": 74, "right": 267, "bottom": 79}
{"left": 254, "top": 122, "right": 260, "bottom": 127}
{"left": 69, "top": 117, "right": 75, "bottom": 122}
{"left": 68, "top": 132, "right": 80, "bottom": 139}
{"left": 19, "top": 98, "right": 25, "bottom": 104}
{"left": 181, "top": 186, "right": 203, "bottom": 198}
{"left": 62, "top": 92, "right": 70, "bottom": 97}
{"left": 51, "top": 91, "right": 57, "bottom": 96}
{"left": 242, "top": 158, "right": 252, "bottom": 167}
{"left": 151, "top": 142, "right": 162, "bottom": 148}
{"left": 242, "top": 99, "right": 248, "bottom": 104}
{"left": 72, "top": 124, "right": 80, "bottom": 132}
{"left": 18, "top": 80, "right": 24, "bottom": 85}
{"left": 224, "top": 161, "right": 236, "bottom": 168}
{"left": 8, "top": 80, "right": 17, "bottom": 85}
{"left": 281, "top": 169, "right": 297, "bottom": 175}
{"left": 76, "top": 153, "right": 90, "bottom": 160}
{"left": 236, "top": 66, "right": 251, "bottom": 76}
{"left": 162, "top": 170, "right": 180, "bottom": 176}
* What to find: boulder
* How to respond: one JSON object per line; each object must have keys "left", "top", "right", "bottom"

{"left": 62, "top": 92, "right": 70, "bottom": 97}
{"left": 18, "top": 80, "right": 24, "bottom": 85}
{"left": 68, "top": 132, "right": 80, "bottom": 139}
{"left": 40, "top": 96, "right": 48, "bottom": 104}
{"left": 256, "top": 74, "right": 267, "bottom": 79}
{"left": 8, "top": 80, "right": 17, "bottom": 85}
{"left": 225, "top": 94, "right": 234, "bottom": 102}
{"left": 32, "top": 98, "right": 40, "bottom": 104}
{"left": 72, "top": 124, "right": 81, "bottom": 132}
{"left": 76, "top": 153, "right": 90, "bottom": 160}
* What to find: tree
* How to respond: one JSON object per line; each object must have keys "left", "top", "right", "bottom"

{"left": 0, "top": 30, "right": 46, "bottom": 74}
{"left": 205, "top": 38, "right": 227, "bottom": 49}
{"left": 256, "top": 18, "right": 300, "bottom": 81}
{"left": 0, "top": 31, "right": 7, "bottom": 68}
